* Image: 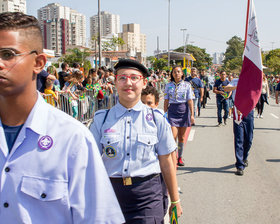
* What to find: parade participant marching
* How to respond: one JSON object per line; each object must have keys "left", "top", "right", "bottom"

{"left": 185, "top": 67, "right": 204, "bottom": 118}
{"left": 256, "top": 74, "right": 270, "bottom": 118}
{"left": 90, "top": 59, "right": 182, "bottom": 223}
{"left": 141, "top": 85, "right": 178, "bottom": 217}
{"left": 164, "top": 65, "right": 195, "bottom": 166}
{"left": 213, "top": 71, "right": 231, "bottom": 126}
{"left": 224, "top": 78, "right": 254, "bottom": 176}
{"left": 0, "top": 12, "right": 124, "bottom": 223}
{"left": 200, "top": 69, "right": 210, "bottom": 108}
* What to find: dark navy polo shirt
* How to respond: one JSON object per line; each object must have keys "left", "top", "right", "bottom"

{"left": 185, "top": 76, "right": 203, "bottom": 98}
{"left": 214, "top": 79, "right": 230, "bottom": 100}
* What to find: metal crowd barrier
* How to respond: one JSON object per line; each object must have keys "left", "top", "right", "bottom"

{"left": 43, "top": 81, "right": 166, "bottom": 126}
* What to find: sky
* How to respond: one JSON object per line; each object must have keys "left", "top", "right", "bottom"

{"left": 27, "top": 0, "right": 280, "bottom": 56}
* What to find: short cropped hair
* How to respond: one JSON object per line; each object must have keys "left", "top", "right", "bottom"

{"left": 141, "top": 86, "right": 160, "bottom": 104}
{"left": 0, "top": 12, "right": 43, "bottom": 53}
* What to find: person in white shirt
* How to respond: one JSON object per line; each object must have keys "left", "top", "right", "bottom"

{"left": 0, "top": 12, "right": 124, "bottom": 224}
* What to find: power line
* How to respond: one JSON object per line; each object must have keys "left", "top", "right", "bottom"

{"left": 189, "top": 33, "right": 225, "bottom": 44}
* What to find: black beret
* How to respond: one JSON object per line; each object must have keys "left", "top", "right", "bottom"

{"left": 114, "top": 59, "right": 150, "bottom": 77}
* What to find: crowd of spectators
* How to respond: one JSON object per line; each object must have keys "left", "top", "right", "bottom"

{"left": 36, "top": 62, "right": 171, "bottom": 120}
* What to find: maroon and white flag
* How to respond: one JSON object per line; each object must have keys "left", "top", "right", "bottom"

{"left": 233, "top": 106, "right": 243, "bottom": 125}
{"left": 234, "top": 0, "right": 263, "bottom": 117}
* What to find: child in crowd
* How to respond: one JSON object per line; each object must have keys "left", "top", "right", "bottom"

{"left": 63, "top": 70, "right": 84, "bottom": 119}
{"left": 85, "top": 76, "right": 93, "bottom": 90}
{"left": 44, "top": 78, "right": 58, "bottom": 107}
{"left": 141, "top": 85, "right": 172, "bottom": 217}
{"left": 47, "top": 65, "right": 60, "bottom": 90}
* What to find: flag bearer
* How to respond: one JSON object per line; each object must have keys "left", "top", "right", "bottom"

{"left": 224, "top": 79, "right": 254, "bottom": 176}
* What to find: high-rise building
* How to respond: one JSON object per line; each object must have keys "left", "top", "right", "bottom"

{"left": 90, "top": 11, "right": 120, "bottom": 38}
{"left": 118, "top": 23, "right": 146, "bottom": 58}
{"left": 0, "top": 0, "right": 26, "bottom": 13}
{"left": 37, "top": 3, "right": 86, "bottom": 55}
{"left": 212, "top": 52, "right": 225, "bottom": 65}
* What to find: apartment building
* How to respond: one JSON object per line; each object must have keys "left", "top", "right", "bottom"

{"left": 118, "top": 23, "right": 146, "bottom": 58}
{"left": 38, "top": 3, "right": 86, "bottom": 55}
{"left": 90, "top": 11, "right": 120, "bottom": 38}
{"left": 0, "top": 0, "right": 26, "bottom": 13}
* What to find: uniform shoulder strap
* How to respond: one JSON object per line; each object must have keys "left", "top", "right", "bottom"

{"left": 102, "top": 109, "right": 110, "bottom": 125}
{"left": 151, "top": 108, "right": 156, "bottom": 125}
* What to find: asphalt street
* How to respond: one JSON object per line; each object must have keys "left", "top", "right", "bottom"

{"left": 160, "top": 93, "right": 280, "bottom": 224}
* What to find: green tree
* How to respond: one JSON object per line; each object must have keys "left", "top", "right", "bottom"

{"left": 153, "top": 58, "right": 169, "bottom": 71}
{"left": 223, "top": 36, "right": 244, "bottom": 73}
{"left": 265, "top": 49, "right": 280, "bottom": 74}
{"left": 102, "top": 36, "right": 125, "bottom": 51}
{"left": 91, "top": 35, "right": 125, "bottom": 52}
{"left": 59, "top": 48, "right": 91, "bottom": 73}
{"left": 147, "top": 56, "right": 169, "bottom": 71}
{"left": 174, "top": 45, "right": 212, "bottom": 70}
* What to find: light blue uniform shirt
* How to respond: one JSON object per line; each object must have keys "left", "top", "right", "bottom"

{"left": 90, "top": 101, "right": 177, "bottom": 178}
{"left": 228, "top": 78, "right": 239, "bottom": 101}
{"left": 164, "top": 80, "right": 195, "bottom": 104}
{"left": 0, "top": 94, "right": 124, "bottom": 224}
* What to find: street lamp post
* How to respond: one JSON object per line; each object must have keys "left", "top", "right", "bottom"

{"left": 167, "top": 0, "right": 170, "bottom": 68}
{"left": 271, "top": 41, "right": 275, "bottom": 50}
{"left": 98, "top": 0, "right": 102, "bottom": 68}
{"left": 180, "top": 28, "right": 187, "bottom": 54}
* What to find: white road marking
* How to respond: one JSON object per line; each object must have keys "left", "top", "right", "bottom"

{"left": 270, "top": 113, "right": 279, "bottom": 119}
{"left": 188, "top": 130, "right": 195, "bottom": 141}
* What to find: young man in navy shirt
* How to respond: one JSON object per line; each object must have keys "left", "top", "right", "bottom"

{"left": 185, "top": 67, "right": 204, "bottom": 118}
{"left": 213, "top": 71, "right": 231, "bottom": 126}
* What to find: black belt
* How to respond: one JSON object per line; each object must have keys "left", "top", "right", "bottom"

{"left": 110, "top": 174, "right": 159, "bottom": 186}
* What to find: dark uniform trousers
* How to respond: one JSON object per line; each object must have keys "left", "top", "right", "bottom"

{"left": 233, "top": 110, "right": 254, "bottom": 170}
{"left": 217, "top": 97, "right": 229, "bottom": 123}
{"left": 110, "top": 174, "right": 164, "bottom": 224}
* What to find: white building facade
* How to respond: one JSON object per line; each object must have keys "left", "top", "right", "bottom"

{"left": 37, "top": 3, "right": 86, "bottom": 55}
{"left": 212, "top": 52, "right": 225, "bottom": 65}
{"left": 0, "top": 0, "right": 26, "bottom": 13}
{"left": 118, "top": 23, "right": 146, "bottom": 58}
{"left": 90, "top": 11, "right": 120, "bottom": 38}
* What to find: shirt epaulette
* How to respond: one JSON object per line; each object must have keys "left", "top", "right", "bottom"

{"left": 153, "top": 108, "right": 164, "bottom": 116}
{"left": 94, "top": 109, "right": 109, "bottom": 117}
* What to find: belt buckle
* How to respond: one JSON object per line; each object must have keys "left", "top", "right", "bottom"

{"left": 123, "top": 177, "right": 132, "bottom": 186}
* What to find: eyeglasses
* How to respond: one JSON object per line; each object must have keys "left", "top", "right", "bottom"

{"left": 116, "top": 74, "right": 144, "bottom": 83}
{"left": 0, "top": 48, "right": 38, "bottom": 61}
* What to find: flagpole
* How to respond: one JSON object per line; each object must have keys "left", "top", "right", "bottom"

{"left": 244, "top": 0, "right": 250, "bottom": 48}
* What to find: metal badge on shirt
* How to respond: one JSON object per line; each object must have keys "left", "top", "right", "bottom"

{"left": 105, "top": 146, "right": 117, "bottom": 158}
{"left": 38, "top": 135, "right": 53, "bottom": 150}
